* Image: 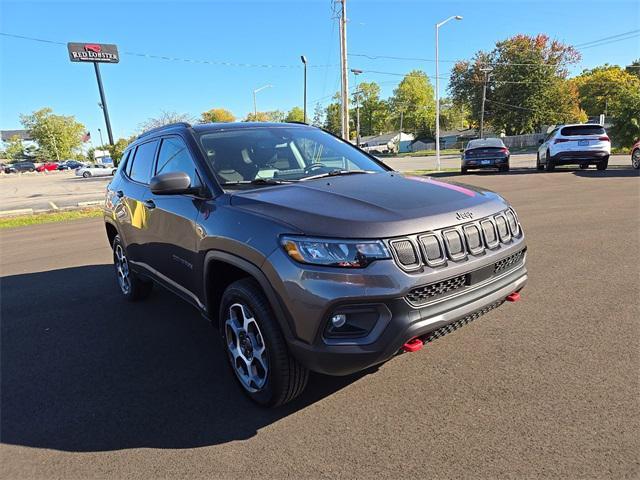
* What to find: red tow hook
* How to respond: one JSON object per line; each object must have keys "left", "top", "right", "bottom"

{"left": 506, "top": 291, "right": 521, "bottom": 302}
{"left": 402, "top": 337, "right": 424, "bottom": 353}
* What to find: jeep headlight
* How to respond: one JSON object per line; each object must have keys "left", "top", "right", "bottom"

{"left": 281, "top": 236, "right": 390, "bottom": 268}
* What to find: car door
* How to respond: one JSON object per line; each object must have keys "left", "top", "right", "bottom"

{"left": 116, "top": 139, "right": 159, "bottom": 266}
{"left": 142, "top": 135, "right": 204, "bottom": 302}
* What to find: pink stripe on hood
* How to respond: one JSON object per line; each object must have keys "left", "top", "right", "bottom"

{"left": 406, "top": 176, "right": 477, "bottom": 197}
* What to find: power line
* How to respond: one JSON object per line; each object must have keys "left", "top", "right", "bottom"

{"left": 573, "top": 29, "right": 640, "bottom": 47}
{"left": 0, "top": 32, "right": 335, "bottom": 69}
{"left": 577, "top": 33, "right": 640, "bottom": 50}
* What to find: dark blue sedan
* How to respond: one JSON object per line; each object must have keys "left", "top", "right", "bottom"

{"left": 461, "top": 138, "right": 510, "bottom": 173}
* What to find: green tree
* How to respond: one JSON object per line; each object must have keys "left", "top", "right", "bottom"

{"left": 353, "top": 81, "right": 390, "bottom": 136}
{"left": 450, "top": 34, "right": 583, "bottom": 134}
{"left": 439, "top": 98, "right": 470, "bottom": 131}
{"left": 3, "top": 135, "right": 25, "bottom": 160}
{"left": 323, "top": 93, "right": 342, "bottom": 135}
{"left": 285, "top": 106, "right": 305, "bottom": 122}
{"left": 609, "top": 87, "right": 640, "bottom": 147}
{"left": 139, "top": 111, "right": 194, "bottom": 132}
{"left": 201, "top": 108, "right": 235, "bottom": 123}
{"left": 19, "top": 108, "right": 85, "bottom": 161}
{"left": 389, "top": 70, "right": 436, "bottom": 137}
{"left": 106, "top": 137, "right": 135, "bottom": 166}
{"left": 572, "top": 65, "right": 640, "bottom": 118}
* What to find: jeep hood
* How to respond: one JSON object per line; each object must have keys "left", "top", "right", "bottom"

{"left": 229, "top": 172, "right": 508, "bottom": 238}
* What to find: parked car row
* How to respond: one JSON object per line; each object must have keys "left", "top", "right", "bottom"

{"left": 2, "top": 160, "right": 117, "bottom": 176}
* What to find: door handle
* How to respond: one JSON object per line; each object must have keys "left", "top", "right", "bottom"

{"left": 115, "top": 190, "right": 124, "bottom": 198}
{"left": 144, "top": 199, "right": 156, "bottom": 209}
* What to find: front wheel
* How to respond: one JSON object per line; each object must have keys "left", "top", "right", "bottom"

{"left": 596, "top": 156, "right": 609, "bottom": 171}
{"left": 579, "top": 163, "right": 589, "bottom": 169}
{"left": 82, "top": 171, "right": 91, "bottom": 178}
{"left": 632, "top": 150, "right": 640, "bottom": 169}
{"left": 220, "top": 278, "right": 308, "bottom": 407}
{"left": 112, "top": 235, "right": 153, "bottom": 301}
{"left": 545, "top": 152, "right": 556, "bottom": 172}
{"left": 461, "top": 167, "right": 468, "bottom": 174}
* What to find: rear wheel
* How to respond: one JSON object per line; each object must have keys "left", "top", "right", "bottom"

{"left": 112, "top": 235, "right": 153, "bottom": 301}
{"left": 596, "top": 156, "right": 609, "bottom": 171}
{"left": 632, "top": 150, "right": 640, "bottom": 169}
{"left": 461, "top": 167, "right": 468, "bottom": 174}
{"left": 220, "top": 278, "right": 308, "bottom": 407}
{"left": 545, "top": 152, "right": 555, "bottom": 172}
{"left": 83, "top": 171, "right": 91, "bottom": 178}
{"left": 579, "top": 163, "right": 589, "bottom": 169}
{"left": 536, "top": 154, "right": 544, "bottom": 171}
{"left": 499, "top": 164, "right": 510, "bottom": 172}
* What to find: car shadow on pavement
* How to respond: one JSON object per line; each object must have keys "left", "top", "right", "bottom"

{"left": 0, "top": 265, "right": 371, "bottom": 452}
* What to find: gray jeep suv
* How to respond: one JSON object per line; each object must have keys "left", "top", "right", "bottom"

{"left": 104, "top": 122, "right": 527, "bottom": 406}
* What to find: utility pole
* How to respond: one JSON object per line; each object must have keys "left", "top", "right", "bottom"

{"left": 479, "top": 67, "right": 493, "bottom": 139}
{"left": 338, "top": 0, "right": 350, "bottom": 140}
{"left": 93, "top": 62, "right": 114, "bottom": 145}
{"left": 398, "top": 110, "right": 404, "bottom": 154}
{"left": 351, "top": 69, "right": 362, "bottom": 146}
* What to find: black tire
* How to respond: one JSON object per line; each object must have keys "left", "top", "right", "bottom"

{"left": 83, "top": 171, "right": 91, "bottom": 178}
{"left": 499, "top": 164, "right": 510, "bottom": 172}
{"left": 545, "top": 152, "right": 555, "bottom": 172}
{"left": 112, "top": 235, "right": 153, "bottom": 301}
{"left": 596, "top": 156, "right": 609, "bottom": 171}
{"left": 111, "top": 169, "right": 117, "bottom": 175}
{"left": 461, "top": 167, "right": 468, "bottom": 174}
{"left": 219, "top": 278, "right": 308, "bottom": 407}
{"left": 536, "top": 154, "right": 544, "bottom": 171}
{"left": 579, "top": 163, "right": 589, "bottom": 169}
{"left": 632, "top": 149, "right": 640, "bottom": 169}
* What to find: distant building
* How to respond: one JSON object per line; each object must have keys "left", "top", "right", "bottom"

{"left": 1, "top": 130, "right": 32, "bottom": 142}
{"left": 359, "top": 132, "right": 415, "bottom": 154}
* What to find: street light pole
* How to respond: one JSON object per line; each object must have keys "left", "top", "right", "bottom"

{"left": 435, "top": 15, "right": 462, "bottom": 171}
{"left": 301, "top": 56, "right": 308, "bottom": 123}
{"left": 98, "top": 128, "right": 104, "bottom": 147}
{"left": 252, "top": 84, "right": 273, "bottom": 118}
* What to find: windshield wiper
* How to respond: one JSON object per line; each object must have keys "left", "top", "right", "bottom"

{"left": 300, "top": 169, "right": 372, "bottom": 181}
{"left": 221, "top": 178, "right": 297, "bottom": 186}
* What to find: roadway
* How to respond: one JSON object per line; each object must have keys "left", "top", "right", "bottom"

{"left": 1, "top": 165, "right": 639, "bottom": 478}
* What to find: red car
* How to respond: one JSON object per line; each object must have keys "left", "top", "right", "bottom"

{"left": 35, "top": 162, "right": 59, "bottom": 172}
{"left": 632, "top": 140, "right": 640, "bottom": 170}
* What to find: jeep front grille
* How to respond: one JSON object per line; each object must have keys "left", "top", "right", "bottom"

{"left": 406, "top": 274, "right": 466, "bottom": 306}
{"left": 388, "top": 208, "right": 522, "bottom": 271}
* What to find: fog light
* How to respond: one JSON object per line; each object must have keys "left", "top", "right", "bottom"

{"left": 330, "top": 314, "right": 347, "bottom": 328}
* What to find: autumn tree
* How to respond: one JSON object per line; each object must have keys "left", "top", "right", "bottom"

{"left": 244, "top": 111, "right": 285, "bottom": 122}
{"left": 572, "top": 65, "right": 640, "bottom": 118}
{"left": 201, "top": 108, "right": 235, "bottom": 123}
{"left": 20, "top": 107, "right": 85, "bottom": 161}
{"left": 449, "top": 34, "right": 583, "bottom": 135}
{"left": 389, "top": 70, "right": 436, "bottom": 137}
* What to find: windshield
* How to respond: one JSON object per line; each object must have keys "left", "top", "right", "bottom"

{"left": 198, "top": 126, "right": 387, "bottom": 186}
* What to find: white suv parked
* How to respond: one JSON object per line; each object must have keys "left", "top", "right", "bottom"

{"left": 537, "top": 124, "right": 611, "bottom": 171}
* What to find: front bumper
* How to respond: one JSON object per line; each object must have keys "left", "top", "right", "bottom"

{"left": 264, "top": 238, "right": 527, "bottom": 376}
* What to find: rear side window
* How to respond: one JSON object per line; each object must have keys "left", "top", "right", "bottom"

{"left": 156, "top": 137, "right": 201, "bottom": 187}
{"left": 561, "top": 125, "right": 605, "bottom": 136}
{"left": 128, "top": 140, "right": 159, "bottom": 184}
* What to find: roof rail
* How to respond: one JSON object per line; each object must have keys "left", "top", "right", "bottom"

{"left": 137, "top": 122, "right": 192, "bottom": 139}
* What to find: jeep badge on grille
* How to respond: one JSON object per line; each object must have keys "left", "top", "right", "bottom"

{"left": 456, "top": 211, "right": 473, "bottom": 221}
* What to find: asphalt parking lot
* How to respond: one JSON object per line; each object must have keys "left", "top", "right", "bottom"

{"left": 1, "top": 166, "right": 638, "bottom": 479}
{"left": 0, "top": 153, "right": 632, "bottom": 212}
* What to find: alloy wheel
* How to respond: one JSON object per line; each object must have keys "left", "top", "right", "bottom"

{"left": 225, "top": 303, "right": 269, "bottom": 392}
{"left": 633, "top": 151, "right": 640, "bottom": 169}
{"left": 114, "top": 244, "right": 131, "bottom": 295}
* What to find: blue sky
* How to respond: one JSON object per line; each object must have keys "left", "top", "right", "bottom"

{"left": 1, "top": 0, "right": 639, "bottom": 142}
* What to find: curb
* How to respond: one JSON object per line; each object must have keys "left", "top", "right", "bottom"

{"left": 78, "top": 200, "right": 104, "bottom": 207}
{"left": 0, "top": 208, "right": 35, "bottom": 217}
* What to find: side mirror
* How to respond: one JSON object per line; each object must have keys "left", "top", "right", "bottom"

{"left": 538, "top": 139, "right": 544, "bottom": 145}
{"left": 150, "top": 171, "right": 198, "bottom": 195}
